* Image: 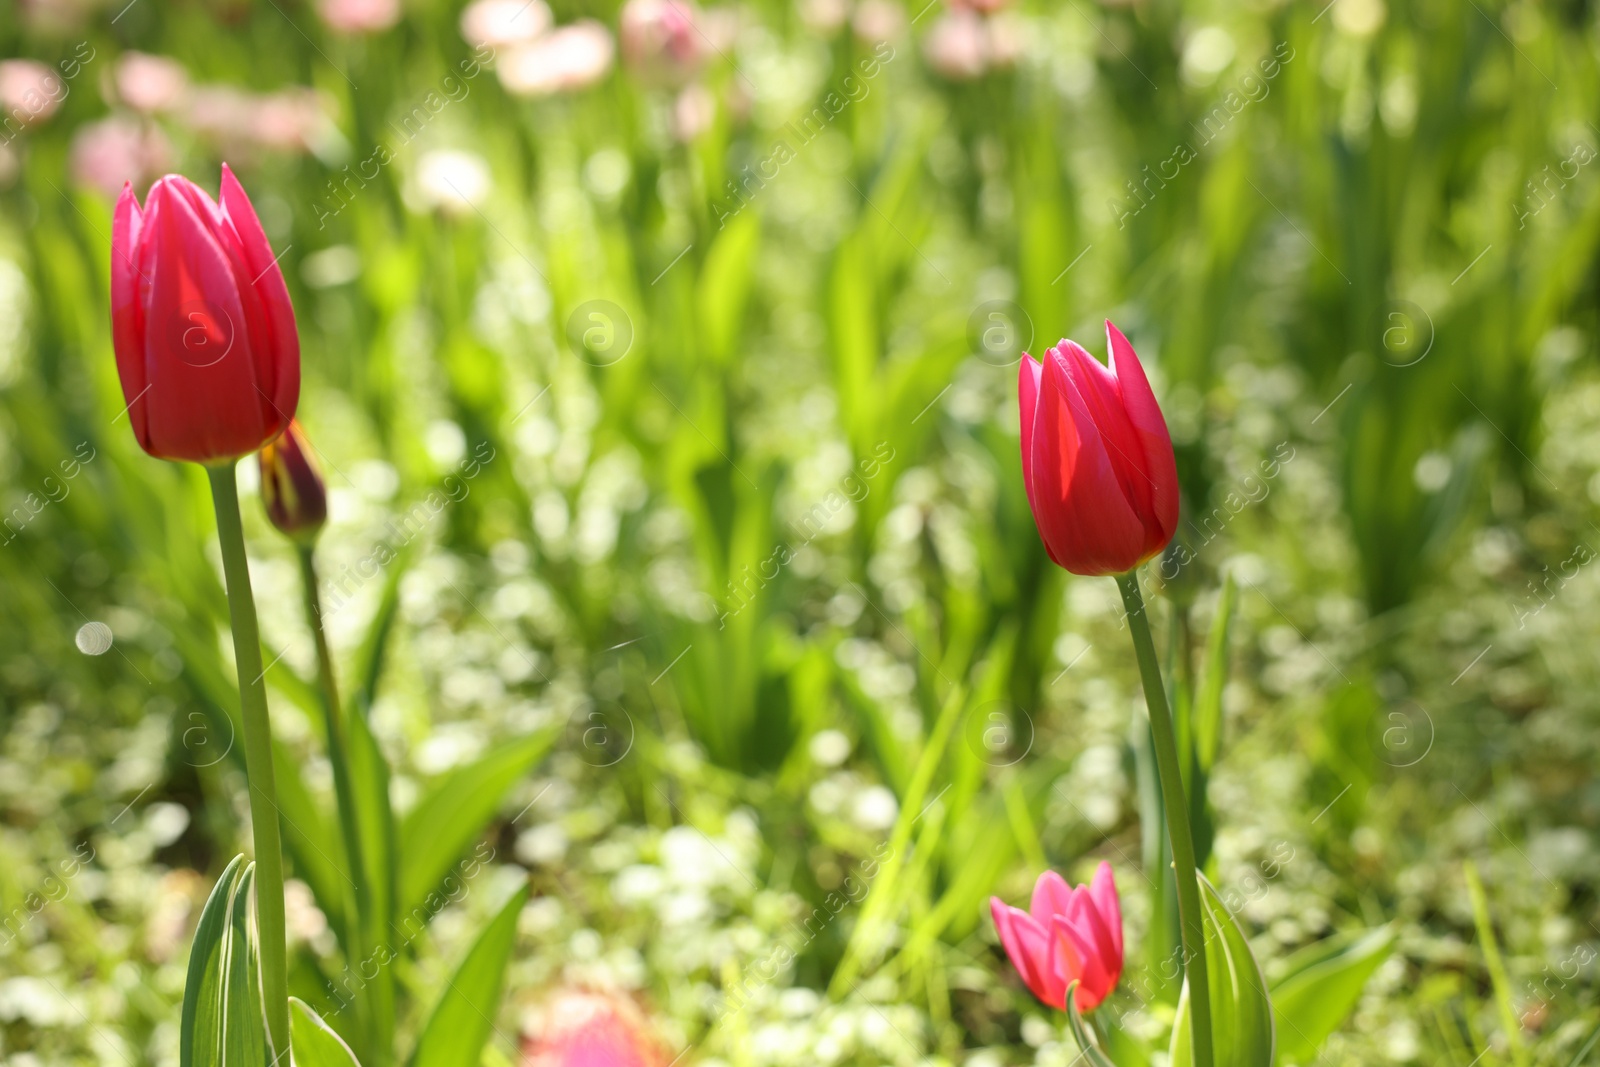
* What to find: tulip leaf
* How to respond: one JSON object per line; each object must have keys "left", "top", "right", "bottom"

{"left": 1066, "top": 983, "right": 1120, "bottom": 1067}
{"left": 347, "top": 543, "right": 414, "bottom": 718}
{"left": 1269, "top": 927, "right": 1394, "bottom": 1064}
{"left": 397, "top": 728, "right": 557, "bottom": 923}
{"left": 291, "top": 997, "right": 363, "bottom": 1067}
{"left": 180, "top": 855, "right": 243, "bottom": 1067}
{"left": 696, "top": 210, "right": 759, "bottom": 365}
{"left": 408, "top": 884, "right": 529, "bottom": 1067}
{"left": 1169, "top": 874, "right": 1275, "bottom": 1067}
{"left": 1193, "top": 571, "right": 1237, "bottom": 774}
{"left": 344, "top": 702, "right": 398, "bottom": 1048}
{"left": 180, "top": 856, "right": 269, "bottom": 1067}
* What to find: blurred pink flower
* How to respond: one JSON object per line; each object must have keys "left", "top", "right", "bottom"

{"left": 0, "top": 60, "right": 66, "bottom": 129}
{"left": 673, "top": 83, "right": 715, "bottom": 142}
{"left": 923, "top": 10, "right": 986, "bottom": 80}
{"left": 68, "top": 116, "right": 172, "bottom": 199}
{"left": 798, "top": 0, "right": 851, "bottom": 35}
{"left": 184, "top": 86, "right": 326, "bottom": 157}
{"left": 521, "top": 992, "right": 664, "bottom": 1067}
{"left": 619, "top": 0, "right": 704, "bottom": 86}
{"left": 113, "top": 52, "right": 189, "bottom": 113}
{"left": 699, "top": 7, "right": 740, "bottom": 52}
{"left": 254, "top": 89, "right": 329, "bottom": 153}
{"left": 317, "top": 0, "right": 401, "bottom": 35}
{"left": 460, "top": 0, "right": 551, "bottom": 49}
{"left": 184, "top": 86, "right": 261, "bottom": 158}
{"left": 498, "top": 22, "right": 616, "bottom": 97}
{"left": 948, "top": 0, "right": 1011, "bottom": 11}
{"left": 922, "top": 9, "right": 1026, "bottom": 80}
{"left": 851, "top": 0, "right": 904, "bottom": 44}
{"left": 985, "top": 12, "right": 1024, "bottom": 69}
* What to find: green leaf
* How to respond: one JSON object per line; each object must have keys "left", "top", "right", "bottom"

{"left": 291, "top": 998, "right": 363, "bottom": 1067}
{"left": 1170, "top": 874, "right": 1275, "bottom": 1067}
{"left": 1270, "top": 928, "right": 1393, "bottom": 1065}
{"left": 181, "top": 855, "right": 245, "bottom": 1067}
{"left": 223, "top": 866, "right": 269, "bottom": 1066}
{"left": 397, "top": 729, "right": 557, "bottom": 923}
{"left": 348, "top": 548, "right": 413, "bottom": 717}
{"left": 345, "top": 697, "right": 398, "bottom": 1044}
{"left": 1193, "top": 572, "right": 1237, "bottom": 772}
{"left": 272, "top": 734, "right": 347, "bottom": 941}
{"left": 181, "top": 856, "right": 269, "bottom": 1067}
{"left": 408, "top": 884, "right": 529, "bottom": 1067}
{"left": 1466, "top": 862, "right": 1529, "bottom": 1067}
{"left": 1564, "top": 1020, "right": 1600, "bottom": 1067}
{"left": 696, "top": 211, "right": 759, "bottom": 365}
{"left": 1066, "top": 983, "right": 1120, "bottom": 1067}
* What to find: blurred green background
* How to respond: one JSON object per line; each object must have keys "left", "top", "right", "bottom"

{"left": 4, "top": 0, "right": 1600, "bottom": 1062}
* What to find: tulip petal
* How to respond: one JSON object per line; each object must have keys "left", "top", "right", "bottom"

{"left": 1105, "top": 321, "right": 1179, "bottom": 558}
{"left": 1045, "top": 914, "right": 1093, "bottom": 1009}
{"left": 991, "top": 900, "right": 1059, "bottom": 1007}
{"left": 1029, "top": 869, "right": 1072, "bottom": 925}
{"left": 1088, "top": 860, "right": 1123, "bottom": 961}
{"left": 1056, "top": 339, "right": 1152, "bottom": 522}
{"left": 1017, "top": 354, "right": 1043, "bottom": 517}
{"left": 1065, "top": 885, "right": 1119, "bottom": 981}
{"left": 110, "top": 184, "right": 151, "bottom": 451}
{"left": 1049, "top": 908, "right": 1113, "bottom": 1011}
{"left": 139, "top": 178, "right": 267, "bottom": 462}
{"left": 218, "top": 163, "right": 299, "bottom": 425}
{"left": 1028, "top": 348, "right": 1146, "bottom": 574}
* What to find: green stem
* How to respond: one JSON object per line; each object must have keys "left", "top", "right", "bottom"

{"left": 206, "top": 463, "right": 290, "bottom": 1058}
{"left": 1116, "top": 570, "right": 1213, "bottom": 1067}
{"left": 296, "top": 545, "right": 376, "bottom": 1062}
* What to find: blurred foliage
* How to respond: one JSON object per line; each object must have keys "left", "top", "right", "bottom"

{"left": 3, "top": 0, "right": 1600, "bottom": 1063}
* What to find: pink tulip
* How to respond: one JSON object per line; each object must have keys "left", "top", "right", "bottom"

{"left": 522, "top": 992, "right": 664, "bottom": 1067}
{"left": 1018, "top": 321, "right": 1179, "bottom": 576}
{"left": 990, "top": 862, "right": 1124, "bottom": 1012}
{"left": 110, "top": 166, "right": 300, "bottom": 464}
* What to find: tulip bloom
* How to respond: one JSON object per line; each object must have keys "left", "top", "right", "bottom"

{"left": 259, "top": 419, "right": 327, "bottom": 541}
{"left": 1018, "top": 322, "right": 1178, "bottom": 576}
{"left": 111, "top": 165, "right": 299, "bottom": 464}
{"left": 990, "top": 862, "right": 1123, "bottom": 1012}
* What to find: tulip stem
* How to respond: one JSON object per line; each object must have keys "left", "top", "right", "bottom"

{"left": 297, "top": 544, "right": 378, "bottom": 1062}
{"left": 206, "top": 463, "right": 291, "bottom": 1059}
{"left": 1116, "top": 570, "right": 1213, "bottom": 1067}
